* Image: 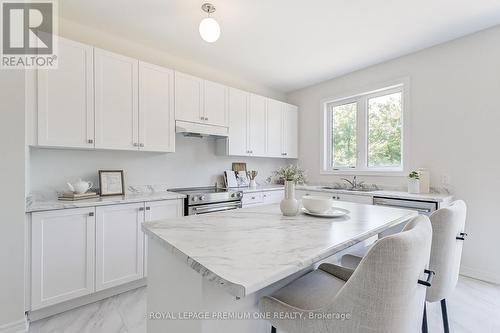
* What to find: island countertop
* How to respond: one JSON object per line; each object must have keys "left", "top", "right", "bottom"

{"left": 142, "top": 202, "right": 417, "bottom": 298}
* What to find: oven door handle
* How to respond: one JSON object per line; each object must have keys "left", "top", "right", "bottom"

{"left": 191, "top": 202, "right": 241, "bottom": 215}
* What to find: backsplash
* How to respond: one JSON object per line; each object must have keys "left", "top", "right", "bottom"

{"left": 29, "top": 135, "right": 290, "bottom": 193}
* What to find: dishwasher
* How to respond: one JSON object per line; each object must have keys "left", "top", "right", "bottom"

{"left": 373, "top": 196, "right": 438, "bottom": 238}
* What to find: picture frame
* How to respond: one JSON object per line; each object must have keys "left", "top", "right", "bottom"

{"left": 98, "top": 170, "right": 125, "bottom": 196}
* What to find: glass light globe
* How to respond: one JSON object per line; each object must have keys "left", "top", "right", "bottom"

{"left": 199, "top": 17, "right": 220, "bottom": 43}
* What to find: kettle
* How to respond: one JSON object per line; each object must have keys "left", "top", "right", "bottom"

{"left": 67, "top": 179, "right": 93, "bottom": 194}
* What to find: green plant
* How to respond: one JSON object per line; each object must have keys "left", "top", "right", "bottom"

{"left": 268, "top": 165, "right": 307, "bottom": 184}
{"left": 408, "top": 171, "right": 420, "bottom": 180}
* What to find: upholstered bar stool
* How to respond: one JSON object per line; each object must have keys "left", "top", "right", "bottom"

{"left": 259, "top": 215, "right": 434, "bottom": 333}
{"left": 340, "top": 200, "right": 468, "bottom": 333}
{"left": 423, "top": 200, "right": 467, "bottom": 333}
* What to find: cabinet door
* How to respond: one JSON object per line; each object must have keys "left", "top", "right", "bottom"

{"left": 31, "top": 208, "right": 95, "bottom": 310}
{"left": 266, "top": 99, "right": 284, "bottom": 157}
{"left": 174, "top": 71, "right": 203, "bottom": 123}
{"left": 143, "top": 199, "right": 183, "bottom": 276}
{"left": 37, "top": 38, "right": 94, "bottom": 148}
{"left": 337, "top": 194, "right": 373, "bottom": 204}
{"left": 204, "top": 80, "right": 228, "bottom": 127}
{"left": 248, "top": 94, "right": 267, "bottom": 156}
{"left": 283, "top": 104, "right": 298, "bottom": 158}
{"left": 227, "top": 88, "right": 249, "bottom": 156}
{"left": 95, "top": 203, "right": 144, "bottom": 291}
{"left": 139, "top": 61, "right": 175, "bottom": 152}
{"left": 94, "top": 48, "right": 138, "bottom": 150}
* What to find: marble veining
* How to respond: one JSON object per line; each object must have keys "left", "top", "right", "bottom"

{"left": 26, "top": 191, "right": 185, "bottom": 213}
{"left": 143, "top": 202, "right": 417, "bottom": 297}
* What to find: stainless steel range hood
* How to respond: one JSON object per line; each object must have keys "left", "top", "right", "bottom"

{"left": 175, "top": 120, "right": 229, "bottom": 138}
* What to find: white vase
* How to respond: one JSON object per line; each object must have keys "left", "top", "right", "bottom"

{"left": 249, "top": 179, "right": 257, "bottom": 188}
{"left": 408, "top": 178, "right": 420, "bottom": 194}
{"left": 280, "top": 181, "right": 299, "bottom": 216}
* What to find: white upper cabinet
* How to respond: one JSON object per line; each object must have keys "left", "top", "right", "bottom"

{"left": 248, "top": 94, "right": 267, "bottom": 156}
{"left": 31, "top": 207, "right": 96, "bottom": 310}
{"left": 174, "top": 72, "right": 229, "bottom": 127}
{"left": 283, "top": 103, "right": 298, "bottom": 158}
{"left": 174, "top": 71, "right": 204, "bottom": 123}
{"left": 227, "top": 88, "right": 249, "bottom": 156}
{"left": 203, "top": 80, "right": 228, "bottom": 127}
{"left": 266, "top": 99, "right": 284, "bottom": 158}
{"left": 95, "top": 203, "right": 144, "bottom": 291}
{"left": 37, "top": 38, "right": 94, "bottom": 148}
{"left": 138, "top": 61, "right": 175, "bottom": 152}
{"left": 94, "top": 48, "right": 138, "bottom": 150}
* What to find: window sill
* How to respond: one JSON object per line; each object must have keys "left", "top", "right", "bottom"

{"left": 320, "top": 169, "right": 407, "bottom": 177}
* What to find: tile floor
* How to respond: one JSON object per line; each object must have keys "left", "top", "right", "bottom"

{"left": 29, "top": 276, "right": 500, "bottom": 333}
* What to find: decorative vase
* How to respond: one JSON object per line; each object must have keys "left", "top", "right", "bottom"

{"left": 249, "top": 179, "right": 257, "bottom": 188}
{"left": 408, "top": 178, "right": 420, "bottom": 194}
{"left": 280, "top": 180, "right": 299, "bottom": 216}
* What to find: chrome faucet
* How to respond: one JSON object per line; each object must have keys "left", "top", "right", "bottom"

{"left": 340, "top": 176, "right": 364, "bottom": 190}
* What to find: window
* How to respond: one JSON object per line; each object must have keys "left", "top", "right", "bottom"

{"left": 322, "top": 82, "right": 407, "bottom": 175}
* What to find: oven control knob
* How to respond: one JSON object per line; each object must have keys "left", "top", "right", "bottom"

{"left": 191, "top": 196, "right": 198, "bottom": 202}
{"left": 200, "top": 195, "right": 206, "bottom": 201}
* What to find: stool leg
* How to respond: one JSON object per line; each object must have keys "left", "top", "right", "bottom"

{"left": 271, "top": 326, "right": 277, "bottom": 333}
{"left": 422, "top": 302, "right": 428, "bottom": 333}
{"left": 441, "top": 299, "right": 450, "bottom": 333}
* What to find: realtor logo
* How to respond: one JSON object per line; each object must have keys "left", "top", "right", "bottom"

{"left": 1, "top": 0, "right": 58, "bottom": 68}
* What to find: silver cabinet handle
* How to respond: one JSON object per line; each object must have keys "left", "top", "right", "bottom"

{"left": 139, "top": 143, "right": 144, "bottom": 147}
{"left": 206, "top": 117, "right": 209, "bottom": 121}
{"left": 133, "top": 143, "right": 139, "bottom": 147}
{"left": 139, "top": 207, "right": 144, "bottom": 211}
{"left": 88, "top": 139, "right": 94, "bottom": 144}
{"left": 146, "top": 206, "right": 150, "bottom": 211}
{"left": 88, "top": 212, "right": 94, "bottom": 217}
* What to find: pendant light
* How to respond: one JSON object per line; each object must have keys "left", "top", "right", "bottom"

{"left": 199, "top": 3, "right": 220, "bottom": 43}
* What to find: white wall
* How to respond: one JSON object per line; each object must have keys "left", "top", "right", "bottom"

{"left": 30, "top": 136, "right": 287, "bottom": 192}
{"left": 0, "top": 72, "right": 27, "bottom": 330}
{"left": 287, "top": 25, "right": 500, "bottom": 283}
{"left": 59, "top": 18, "right": 285, "bottom": 101}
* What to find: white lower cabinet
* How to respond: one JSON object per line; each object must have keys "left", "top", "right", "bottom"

{"left": 95, "top": 203, "right": 144, "bottom": 291}
{"left": 29, "top": 199, "right": 182, "bottom": 311}
{"left": 242, "top": 190, "right": 284, "bottom": 207}
{"left": 31, "top": 207, "right": 96, "bottom": 310}
{"left": 143, "top": 200, "right": 183, "bottom": 276}
{"left": 296, "top": 190, "right": 373, "bottom": 205}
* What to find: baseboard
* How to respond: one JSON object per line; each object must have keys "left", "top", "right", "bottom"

{"left": 460, "top": 266, "right": 500, "bottom": 285}
{"left": 0, "top": 316, "right": 29, "bottom": 333}
{"left": 28, "top": 278, "right": 147, "bottom": 322}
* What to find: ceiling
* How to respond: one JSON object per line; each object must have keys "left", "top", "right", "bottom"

{"left": 61, "top": 0, "right": 500, "bottom": 93}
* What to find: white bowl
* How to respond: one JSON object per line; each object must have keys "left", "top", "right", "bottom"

{"left": 301, "top": 195, "right": 334, "bottom": 214}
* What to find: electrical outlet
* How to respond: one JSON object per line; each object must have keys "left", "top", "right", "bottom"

{"left": 441, "top": 174, "right": 451, "bottom": 185}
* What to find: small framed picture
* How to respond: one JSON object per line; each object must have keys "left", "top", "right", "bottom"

{"left": 98, "top": 170, "right": 125, "bottom": 196}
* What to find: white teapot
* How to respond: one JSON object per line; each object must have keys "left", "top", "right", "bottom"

{"left": 67, "top": 179, "right": 93, "bottom": 194}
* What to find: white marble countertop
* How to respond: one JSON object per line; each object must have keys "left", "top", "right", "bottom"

{"left": 296, "top": 185, "right": 453, "bottom": 202}
{"left": 143, "top": 202, "right": 417, "bottom": 298}
{"left": 26, "top": 191, "right": 186, "bottom": 213}
{"left": 237, "top": 185, "right": 284, "bottom": 193}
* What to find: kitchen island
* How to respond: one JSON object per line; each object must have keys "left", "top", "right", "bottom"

{"left": 142, "top": 202, "right": 417, "bottom": 333}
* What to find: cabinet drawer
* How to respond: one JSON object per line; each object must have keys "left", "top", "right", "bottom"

{"left": 242, "top": 192, "right": 263, "bottom": 206}
{"left": 262, "top": 190, "right": 284, "bottom": 204}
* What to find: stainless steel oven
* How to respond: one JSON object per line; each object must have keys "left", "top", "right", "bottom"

{"left": 169, "top": 187, "right": 243, "bottom": 216}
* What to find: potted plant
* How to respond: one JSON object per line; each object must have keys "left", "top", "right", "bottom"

{"left": 269, "top": 165, "right": 306, "bottom": 216}
{"left": 408, "top": 170, "right": 420, "bottom": 194}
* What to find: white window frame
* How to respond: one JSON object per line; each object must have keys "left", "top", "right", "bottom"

{"left": 320, "top": 78, "right": 410, "bottom": 176}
